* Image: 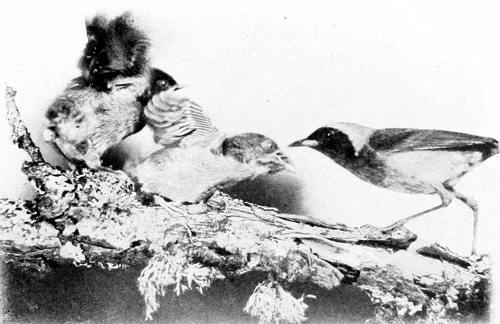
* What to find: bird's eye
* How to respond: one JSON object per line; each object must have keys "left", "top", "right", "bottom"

{"left": 261, "top": 140, "right": 273, "bottom": 150}
{"left": 156, "top": 80, "right": 168, "bottom": 89}
{"left": 113, "top": 83, "right": 133, "bottom": 90}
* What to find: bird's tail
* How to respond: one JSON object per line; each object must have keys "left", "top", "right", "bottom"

{"left": 483, "top": 137, "right": 499, "bottom": 159}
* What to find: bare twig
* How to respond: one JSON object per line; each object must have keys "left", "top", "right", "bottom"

{"left": 5, "top": 86, "right": 44, "bottom": 163}
{"left": 0, "top": 86, "right": 490, "bottom": 323}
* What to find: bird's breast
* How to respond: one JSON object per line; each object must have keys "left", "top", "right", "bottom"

{"left": 378, "top": 150, "right": 484, "bottom": 193}
{"left": 132, "top": 148, "right": 256, "bottom": 203}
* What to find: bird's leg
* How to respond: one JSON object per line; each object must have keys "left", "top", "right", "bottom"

{"left": 446, "top": 187, "right": 479, "bottom": 256}
{"left": 382, "top": 185, "right": 453, "bottom": 232}
{"left": 382, "top": 205, "right": 446, "bottom": 231}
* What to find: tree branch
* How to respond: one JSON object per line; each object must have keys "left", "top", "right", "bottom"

{"left": 5, "top": 87, "right": 44, "bottom": 163}
{"left": 1, "top": 87, "right": 490, "bottom": 323}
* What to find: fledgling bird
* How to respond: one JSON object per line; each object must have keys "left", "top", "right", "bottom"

{"left": 128, "top": 132, "right": 293, "bottom": 203}
{"left": 289, "top": 122, "right": 498, "bottom": 255}
{"left": 115, "top": 84, "right": 220, "bottom": 172}
{"left": 44, "top": 13, "right": 177, "bottom": 169}
{"left": 122, "top": 88, "right": 294, "bottom": 203}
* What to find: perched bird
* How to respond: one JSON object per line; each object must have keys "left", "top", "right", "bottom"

{"left": 115, "top": 84, "right": 219, "bottom": 172}
{"left": 122, "top": 88, "right": 294, "bottom": 203}
{"left": 44, "top": 13, "right": 177, "bottom": 169}
{"left": 128, "top": 132, "right": 293, "bottom": 203}
{"left": 289, "top": 122, "right": 498, "bottom": 254}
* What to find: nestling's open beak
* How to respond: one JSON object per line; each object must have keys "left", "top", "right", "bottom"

{"left": 281, "top": 158, "right": 296, "bottom": 173}
{"left": 269, "top": 150, "right": 296, "bottom": 173}
{"left": 289, "top": 139, "right": 319, "bottom": 148}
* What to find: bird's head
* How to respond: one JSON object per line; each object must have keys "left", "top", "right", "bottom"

{"left": 289, "top": 126, "right": 358, "bottom": 160}
{"left": 222, "top": 133, "right": 295, "bottom": 174}
{"left": 79, "top": 13, "right": 150, "bottom": 90}
{"left": 44, "top": 86, "right": 97, "bottom": 144}
{"left": 149, "top": 68, "right": 178, "bottom": 93}
{"left": 137, "top": 68, "right": 179, "bottom": 105}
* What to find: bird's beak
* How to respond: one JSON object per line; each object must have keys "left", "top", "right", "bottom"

{"left": 173, "top": 84, "right": 187, "bottom": 91}
{"left": 289, "top": 139, "right": 319, "bottom": 148}
{"left": 282, "top": 160, "right": 296, "bottom": 173}
{"left": 269, "top": 150, "right": 296, "bottom": 173}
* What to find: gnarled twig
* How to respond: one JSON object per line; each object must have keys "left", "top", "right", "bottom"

{"left": 1, "top": 86, "right": 490, "bottom": 323}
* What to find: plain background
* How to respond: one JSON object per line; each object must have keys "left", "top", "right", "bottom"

{"left": 1, "top": 0, "right": 499, "bottom": 321}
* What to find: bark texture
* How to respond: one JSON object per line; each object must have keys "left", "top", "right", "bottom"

{"left": 1, "top": 87, "right": 490, "bottom": 323}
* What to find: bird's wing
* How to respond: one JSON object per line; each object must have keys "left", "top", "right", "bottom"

{"left": 144, "top": 90, "right": 218, "bottom": 147}
{"left": 368, "top": 128, "right": 498, "bottom": 153}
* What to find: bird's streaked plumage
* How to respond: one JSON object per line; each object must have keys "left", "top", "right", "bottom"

{"left": 120, "top": 82, "right": 293, "bottom": 203}
{"left": 144, "top": 89, "right": 218, "bottom": 147}
{"left": 290, "top": 122, "right": 498, "bottom": 254}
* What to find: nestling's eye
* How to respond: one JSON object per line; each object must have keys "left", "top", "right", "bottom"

{"left": 100, "top": 67, "right": 113, "bottom": 74}
{"left": 260, "top": 140, "right": 273, "bottom": 151}
{"left": 156, "top": 80, "right": 168, "bottom": 89}
{"left": 112, "top": 83, "right": 133, "bottom": 90}
{"left": 87, "top": 33, "right": 96, "bottom": 41}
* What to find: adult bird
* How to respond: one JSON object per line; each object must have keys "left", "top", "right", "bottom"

{"left": 44, "top": 13, "right": 177, "bottom": 169}
{"left": 289, "top": 122, "right": 498, "bottom": 255}
{"left": 124, "top": 89, "right": 294, "bottom": 203}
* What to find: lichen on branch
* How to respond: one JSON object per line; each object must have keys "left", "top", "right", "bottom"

{"left": 0, "top": 87, "right": 491, "bottom": 323}
{"left": 5, "top": 87, "right": 44, "bottom": 163}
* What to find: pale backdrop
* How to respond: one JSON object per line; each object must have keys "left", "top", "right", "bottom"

{"left": 1, "top": 0, "right": 499, "bottom": 319}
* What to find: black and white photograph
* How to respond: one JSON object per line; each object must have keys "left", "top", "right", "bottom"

{"left": 0, "top": 1, "right": 498, "bottom": 323}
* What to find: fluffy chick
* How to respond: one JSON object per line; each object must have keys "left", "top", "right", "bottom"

{"left": 120, "top": 86, "right": 293, "bottom": 202}
{"left": 44, "top": 13, "right": 177, "bottom": 169}
{"left": 130, "top": 132, "right": 293, "bottom": 203}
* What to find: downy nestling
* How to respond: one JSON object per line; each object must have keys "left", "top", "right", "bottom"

{"left": 130, "top": 132, "right": 294, "bottom": 203}
{"left": 124, "top": 89, "right": 294, "bottom": 203}
{"left": 44, "top": 13, "right": 177, "bottom": 169}
{"left": 290, "top": 122, "right": 498, "bottom": 255}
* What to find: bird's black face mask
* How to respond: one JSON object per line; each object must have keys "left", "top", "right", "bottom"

{"left": 305, "top": 127, "right": 356, "bottom": 160}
